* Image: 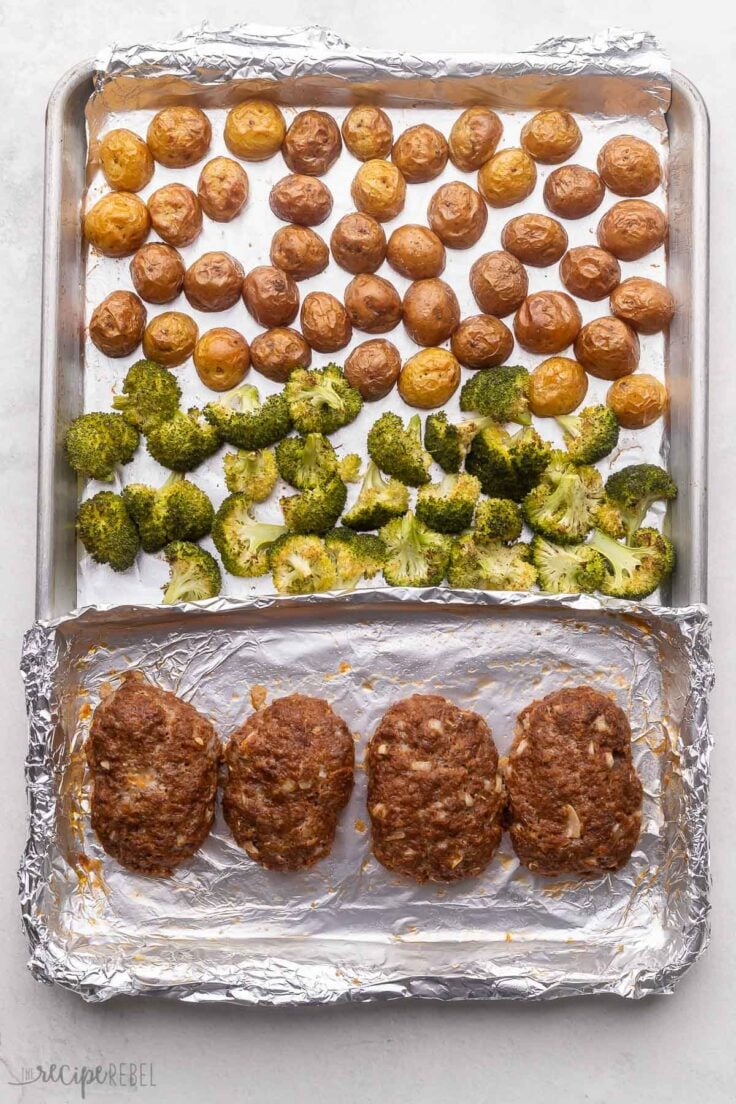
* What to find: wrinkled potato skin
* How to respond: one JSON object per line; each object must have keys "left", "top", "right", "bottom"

{"left": 543, "top": 164, "right": 605, "bottom": 219}
{"left": 194, "top": 328, "right": 250, "bottom": 391}
{"left": 197, "top": 157, "right": 249, "bottom": 222}
{"left": 300, "top": 292, "right": 352, "bottom": 353}
{"left": 342, "top": 106, "right": 393, "bottom": 161}
{"left": 84, "top": 192, "right": 150, "bottom": 257}
{"left": 597, "top": 200, "right": 667, "bottom": 262}
{"left": 330, "top": 213, "right": 387, "bottom": 274}
{"left": 520, "top": 110, "right": 582, "bottom": 164}
{"left": 270, "top": 225, "right": 329, "bottom": 281}
{"left": 351, "top": 159, "right": 407, "bottom": 222}
{"left": 99, "top": 129, "right": 154, "bottom": 192}
{"left": 597, "top": 135, "right": 662, "bottom": 197}
{"left": 250, "top": 328, "right": 312, "bottom": 382}
{"left": 147, "top": 183, "right": 203, "bottom": 248}
{"left": 386, "top": 224, "right": 446, "bottom": 280}
{"left": 427, "top": 182, "right": 488, "bottom": 249}
{"left": 399, "top": 348, "right": 461, "bottom": 409}
{"left": 469, "top": 251, "right": 528, "bottom": 318}
{"left": 183, "top": 252, "right": 245, "bottom": 313}
{"left": 142, "top": 312, "right": 199, "bottom": 368}
{"left": 269, "top": 175, "right": 333, "bottom": 226}
{"left": 345, "top": 339, "right": 402, "bottom": 400}
{"left": 610, "top": 277, "right": 675, "bottom": 335}
{"left": 478, "top": 148, "right": 537, "bottom": 208}
{"left": 224, "top": 100, "right": 286, "bottom": 161}
{"left": 242, "top": 265, "right": 299, "bottom": 328}
{"left": 147, "top": 106, "right": 211, "bottom": 168}
{"left": 450, "top": 314, "right": 513, "bottom": 370}
{"left": 559, "top": 246, "right": 621, "bottom": 302}
{"left": 448, "top": 107, "right": 503, "bottom": 172}
{"left": 514, "top": 291, "right": 582, "bottom": 355}
{"left": 392, "top": 124, "right": 449, "bottom": 184}
{"left": 574, "top": 316, "right": 640, "bottom": 380}
{"left": 344, "top": 274, "right": 402, "bottom": 334}
{"left": 402, "top": 279, "right": 460, "bottom": 347}
{"left": 130, "top": 243, "right": 185, "bottom": 305}
{"left": 528, "top": 356, "right": 589, "bottom": 417}
{"left": 607, "top": 373, "right": 667, "bottom": 429}
{"left": 501, "top": 214, "right": 568, "bottom": 267}
{"left": 89, "top": 291, "right": 147, "bottom": 357}
{"left": 282, "top": 110, "right": 342, "bottom": 176}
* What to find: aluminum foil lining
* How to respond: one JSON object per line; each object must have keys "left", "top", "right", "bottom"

{"left": 19, "top": 590, "right": 713, "bottom": 1004}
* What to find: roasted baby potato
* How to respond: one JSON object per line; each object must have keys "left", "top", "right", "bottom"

{"left": 427, "top": 181, "right": 488, "bottom": 248}
{"left": 344, "top": 274, "right": 402, "bottom": 334}
{"left": 345, "top": 339, "right": 402, "bottom": 400}
{"left": 574, "top": 316, "right": 640, "bottom": 380}
{"left": 402, "top": 279, "right": 460, "bottom": 347}
{"left": 130, "top": 243, "right": 185, "bottom": 305}
{"left": 300, "top": 292, "right": 352, "bottom": 353}
{"left": 607, "top": 373, "right": 667, "bottom": 428}
{"left": 501, "top": 213, "right": 568, "bottom": 267}
{"left": 478, "top": 147, "right": 537, "bottom": 208}
{"left": 351, "top": 159, "right": 407, "bottom": 221}
{"left": 597, "top": 200, "right": 667, "bottom": 261}
{"left": 250, "top": 327, "right": 312, "bottom": 382}
{"left": 559, "top": 246, "right": 621, "bottom": 302}
{"left": 543, "top": 164, "right": 605, "bottom": 219}
{"left": 398, "top": 348, "right": 461, "bottom": 409}
{"left": 142, "top": 311, "right": 199, "bottom": 368}
{"left": 197, "top": 157, "right": 249, "bottom": 221}
{"left": 242, "top": 265, "right": 299, "bottom": 328}
{"left": 528, "top": 356, "right": 588, "bottom": 417}
{"left": 450, "top": 314, "right": 513, "bottom": 369}
{"left": 282, "top": 110, "right": 342, "bottom": 175}
{"left": 84, "top": 192, "right": 150, "bottom": 257}
{"left": 330, "top": 212, "right": 387, "bottom": 274}
{"left": 514, "top": 291, "right": 582, "bottom": 355}
{"left": 610, "top": 277, "right": 675, "bottom": 334}
{"left": 270, "top": 225, "right": 329, "bottom": 281}
{"left": 147, "top": 106, "right": 211, "bottom": 168}
{"left": 520, "top": 110, "right": 582, "bottom": 164}
{"left": 89, "top": 290, "right": 146, "bottom": 357}
{"left": 392, "top": 124, "right": 448, "bottom": 183}
{"left": 469, "top": 250, "right": 528, "bottom": 318}
{"left": 224, "top": 100, "right": 286, "bottom": 161}
{"left": 194, "top": 327, "right": 250, "bottom": 391}
{"left": 99, "top": 128, "right": 154, "bottom": 192}
{"left": 386, "top": 224, "right": 446, "bottom": 280}
{"left": 342, "top": 105, "right": 393, "bottom": 161}
{"left": 183, "top": 252, "right": 244, "bottom": 313}
{"left": 147, "top": 183, "right": 203, "bottom": 247}
{"left": 597, "top": 135, "right": 662, "bottom": 197}
{"left": 448, "top": 107, "right": 502, "bottom": 171}
{"left": 269, "top": 174, "right": 333, "bottom": 226}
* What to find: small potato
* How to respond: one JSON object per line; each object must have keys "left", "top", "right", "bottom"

{"left": 344, "top": 274, "right": 402, "bottom": 334}
{"left": 514, "top": 291, "right": 582, "bottom": 355}
{"left": 330, "top": 212, "right": 387, "bottom": 274}
{"left": 89, "top": 290, "right": 146, "bottom": 357}
{"left": 351, "top": 159, "right": 406, "bottom": 222}
{"left": 147, "top": 106, "right": 211, "bottom": 168}
{"left": 386, "top": 224, "right": 446, "bottom": 280}
{"left": 398, "top": 348, "right": 461, "bottom": 409}
{"left": 543, "top": 164, "right": 605, "bottom": 220}
{"left": 142, "top": 311, "right": 198, "bottom": 368}
{"left": 610, "top": 276, "right": 675, "bottom": 335}
{"left": 224, "top": 100, "right": 286, "bottom": 161}
{"left": 270, "top": 225, "right": 329, "bottom": 281}
{"left": 345, "top": 339, "right": 402, "bottom": 400}
{"left": 269, "top": 175, "right": 333, "bottom": 226}
{"left": 99, "top": 128, "right": 154, "bottom": 192}
{"left": 520, "top": 110, "right": 582, "bottom": 164}
{"left": 528, "top": 356, "right": 588, "bottom": 417}
{"left": 501, "top": 213, "right": 568, "bottom": 267}
{"left": 597, "top": 135, "right": 662, "bottom": 197}
{"left": 282, "top": 110, "right": 342, "bottom": 176}
{"left": 448, "top": 107, "right": 503, "bottom": 172}
{"left": 147, "top": 183, "right": 203, "bottom": 248}
{"left": 197, "top": 157, "right": 249, "bottom": 222}
{"left": 574, "top": 316, "right": 640, "bottom": 380}
{"left": 478, "top": 148, "right": 537, "bottom": 208}
{"left": 84, "top": 192, "right": 150, "bottom": 257}
{"left": 427, "top": 182, "right": 488, "bottom": 249}
{"left": 183, "top": 252, "right": 244, "bottom": 312}
{"left": 392, "top": 124, "right": 449, "bottom": 184}
{"left": 300, "top": 292, "right": 352, "bottom": 353}
{"left": 250, "top": 327, "right": 312, "bottom": 382}
{"left": 342, "top": 106, "right": 393, "bottom": 161}
{"left": 469, "top": 251, "right": 528, "bottom": 318}
{"left": 607, "top": 373, "right": 668, "bottom": 429}
{"left": 559, "top": 246, "right": 621, "bottom": 302}
{"left": 130, "top": 243, "right": 185, "bottom": 305}
{"left": 194, "top": 327, "right": 250, "bottom": 391}
{"left": 242, "top": 265, "right": 299, "bottom": 328}
{"left": 597, "top": 200, "right": 668, "bottom": 262}
{"left": 402, "top": 278, "right": 460, "bottom": 347}
{"left": 450, "top": 315, "right": 513, "bottom": 370}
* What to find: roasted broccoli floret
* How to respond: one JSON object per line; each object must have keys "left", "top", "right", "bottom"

{"left": 424, "top": 411, "right": 494, "bottom": 473}
{"left": 325, "top": 528, "right": 386, "bottom": 589}
{"left": 284, "top": 364, "right": 363, "bottom": 435}
{"left": 474, "top": 498, "right": 524, "bottom": 543}
{"left": 223, "top": 448, "right": 278, "bottom": 502}
{"left": 448, "top": 533, "right": 538, "bottom": 590}
{"left": 588, "top": 526, "right": 675, "bottom": 599}
{"left": 204, "top": 385, "right": 292, "bottom": 450}
{"left": 523, "top": 453, "right": 603, "bottom": 544}
{"left": 341, "top": 460, "right": 409, "bottom": 531}
{"left": 122, "top": 473, "right": 214, "bottom": 553}
{"left": 268, "top": 534, "right": 337, "bottom": 595}
{"left": 76, "top": 491, "right": 139, "bottom": 572}
{"left": 531, "top": 535, "right": 608, "bottom": 594}
{"left": 275, "top": 433, "right": 338, "bottom": 490}
{"left": 556, "top": 404, "right": 620, "bottom": 465}
{"left": 466, "top": 424, "right": 552, "bottom": 500}
{"left": 380, "top": 512, "right": 452, "bottom": 588}
{"left": 415, "top": 473, "right": 481, "bottom": 534}
{"left": 162, "top": 541, "right": 221, "bottom": 604}
{"left": 112, "top": 359, "right": 181, "bottom": 433}
{"left": 212, "top": 494, "right": 287, "bottom": 577}
{"left": 459, "top": 365, "right": 531, "bottom": 425}
{"left": 368, "top": 412, "right": 431, "bottom": 487}
{"left": 338, "top": 453, "right": 362, "bottom": 483}
{"left": 146, "top": 408, "right": 222, "bottom": 472}
{"left": 598, "top": 464, "right": 678, "bottom": 544}
{"left": 65, "top": 412, "right": 139, "bottom": 481}
{"left": 280, "top": 476, "right": 347, "bottom": 534}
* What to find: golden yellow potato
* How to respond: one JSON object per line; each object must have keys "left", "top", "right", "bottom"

{"left": 99, "top": 129, "right": 154, "bottom": 192}
{"left": 597, "top": 135, "right": 662, "bottom": 197}
{"left": 398, "top": 348, "right": 461, "bottom": 409}
{"left": 224, "top": 100, "right": 286, "bottom": 161}
{"left": 520, "top": 110, "right": 582, "bottom": 164}
{"left": 478, "top": 148, "right": 537, "bottom": 208}
{"left": 83, "top": 192, "right": 150, "bottom": 257}
{"left": 142, "top": 312, "right": 199, "bottom": 368}
{"left": 528, "top": 357, "right": 588, "bottom": 417}
{"left": 448, "top": 107, "right": 502, "bottom": 172}
{"left": 607, "top": 374, "right": 668, "bottom": 429}
{"left": 342, "top": 106, "right": 393, "bottom": 161}
{"left": 351, "top": 159, "right": 406, "bottom": 222}
{"left": 194, "top": 328, "right": 250, "bottom": 391}
{"left": 147, "top": 106, "right": 211, "bottom": 168}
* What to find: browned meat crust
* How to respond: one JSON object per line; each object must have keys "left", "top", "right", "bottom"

{"left": 223, "top": 694, "right": 354, "bottom": 871}
{"left": 366, "top": 694, "right": 503, "bottom": 883}
{"left": 87, "top": 673, "right": 219, "bottom": 876}
{"left": 506, "top": 686, "right": 643, "bottom": 876}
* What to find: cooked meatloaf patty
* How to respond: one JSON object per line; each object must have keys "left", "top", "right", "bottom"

{"left": 366, "top": 694, "right": 504, "bottom": 883}
{"left": 223, "top": 694, "right": 354, "bottom": 871}
{"left": 87, "top": 672, "right": 219, "bottom": 876}
{"left": 506, "top": 686, "right": 643, "bottom": 876}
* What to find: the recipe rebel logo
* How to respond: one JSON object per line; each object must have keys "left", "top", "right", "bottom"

{"left": 7, "top": 1061, "right": 156, "bottom": 1098}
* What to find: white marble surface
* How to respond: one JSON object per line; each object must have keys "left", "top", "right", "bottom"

{"left": 0, "top": 2, "right": 734, "bottom": 1101}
